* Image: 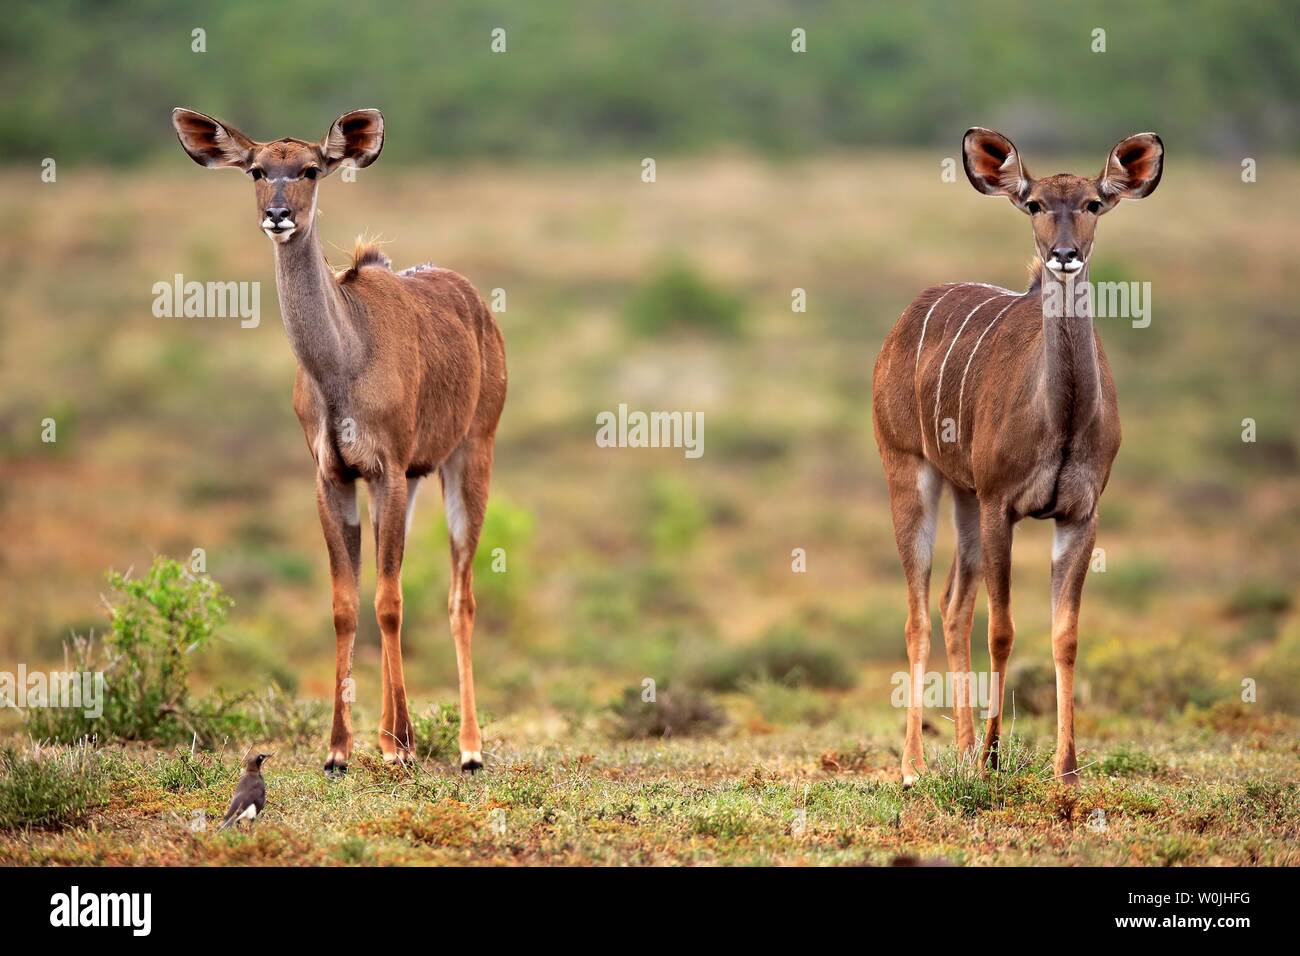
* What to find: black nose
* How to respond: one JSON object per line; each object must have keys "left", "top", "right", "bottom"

{"left": 1052, "top": 246, "right": 1078, "bottom": 263}
{"left": 265, "top": 207, "right": 291, "bottom": 224}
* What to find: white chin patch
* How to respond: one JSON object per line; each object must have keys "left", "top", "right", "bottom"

{"left": 1046, "top": 259, "right": 1084, "bottom": 274}
{"left": 262, "top": 219, "right": 297, "bottom": 242}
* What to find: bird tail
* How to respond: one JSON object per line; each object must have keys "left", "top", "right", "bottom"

{"left": 217, "top": 815, "right": 236, "bottom": 832}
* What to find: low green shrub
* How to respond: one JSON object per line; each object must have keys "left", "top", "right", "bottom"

{"left": 609, "top": 685, "right": 723, "bottom": 739}
{"left": 690, "top": 625, "right": 855, "bottom": 691}
{"left": 1099, "top": 746, "right": 1162, "bottom": 777}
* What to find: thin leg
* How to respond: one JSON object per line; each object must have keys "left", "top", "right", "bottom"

{"left": 978, "top": 499, "right": 1015, "bottom": 770}
{"left": 1050, "top": 512, "right": 1097, "bottom": 784}
{"left": 370, "top": 473, "right": 414, "bottom": 763}
{"left": 440, "top": 439, "right": 493, "bottom": 771}
{"left": 368, "top": 487, "right": 393, "bottom": 754}
{"left": 317, "top": 474, "right": 360, "bottom": 775}
{"left": 883, "top": 454, "right": 941, "bottom": 787}
{"left": 940, "top": 486, "right": 982, "bottom": 754}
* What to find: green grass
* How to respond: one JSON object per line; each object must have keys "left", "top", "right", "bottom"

{"left": 0, "top": 743, "right": 109, "bottom": 831}
{"left": 2, "top": 694, "right": 1296, "bottom": 864}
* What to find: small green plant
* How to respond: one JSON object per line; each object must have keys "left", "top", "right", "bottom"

{"left": 609, "top": 685, "right": 723, "bottom": 739}
{"left": 25, "top": 560, "right": 325, "bottom": 747}
{"left": 0, "top": 743, "right": 108, "bottom": 830}
{"left": 624, "top": 261, "right": 744, "bottom": 337}
{"left": 151, "top": 746, "right": 232, "bottom": 793}
{"left": 1099, "top": 746, "right": 1161, "bottom": 777}
{"left": 27, "top": 557, "right": 232, "bottom": 745}
{"left": 411, "top": 703, "right": 465, "bottom": 760}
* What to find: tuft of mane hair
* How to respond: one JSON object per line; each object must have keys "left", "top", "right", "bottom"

{"left": 1027, "top": 255, "right": 1044, "bottom": 289}
{"left": 336, "top": 238, "right": 392, "bottom": 282}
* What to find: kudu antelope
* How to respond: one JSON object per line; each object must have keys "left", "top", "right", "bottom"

{"left": 172, "top": 108, "right": 506, "bottom": 773}
{"left": 872, "top": 128, "right": 1162, "bottom": 785}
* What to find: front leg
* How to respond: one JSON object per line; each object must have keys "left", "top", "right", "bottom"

{"left": 979, "top": 500, "right": 1015, "bottom": 771}
{"left": 317, "top": 474, "right": 361, "bottom": 775}
{"left": 1050, "top": 512, "right": 1098, "bottom": 784}
{"left": 370, "top": 472, "right": 415, "bottom": 763}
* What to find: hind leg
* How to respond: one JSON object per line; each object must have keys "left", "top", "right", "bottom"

{"left": 440, "top": 439, "right": 494, "bottom": 771}
{"left": 939, "top": 486, "right": 982, "bottom": 754}
{"left": 882, "top": 452, "right": 942, "bottom": 787}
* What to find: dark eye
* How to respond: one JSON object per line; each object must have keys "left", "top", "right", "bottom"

{"left": 249, "top": 168, "right": 265, "bottom": 181}
{"left": 1086, "top": 200, "right": 1103, "bottom": 214}
{"left": 303, "top": 167, "right": 319, "bottom": 181}
{"left": 1025, "top": 200, "right": 1042, "bottom": 215}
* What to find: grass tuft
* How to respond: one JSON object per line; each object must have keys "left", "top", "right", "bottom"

{"left": 1099, "top": 746, "right": 1162, "bottom": 778}
{"left": 151, "top": 746, "right": 233, "bottom": 793}
{"left": 0, "top": 743, "right": 108, "bottom": 831}
{"left": 912, "top": 735, "right": 1052, "bottom": 817}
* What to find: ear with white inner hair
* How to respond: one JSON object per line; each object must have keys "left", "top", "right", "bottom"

{"left": 962, "top": 127, "right": 1033, "bottom": 207}
{"left": 171, "top": 108, "right": 256, "bottom": 170}
{"left": 320, "top": 109, "right": 385, "bottom": 174}
{"left": 1099, "top": 132, "right": 1164, "bottom": 201}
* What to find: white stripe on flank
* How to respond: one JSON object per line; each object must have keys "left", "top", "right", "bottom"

{"left": 915, "top": 286, "right": 961, "bottom": 375}
{"left": 934, "top": 295, "right": 1009, "bottom": 451}
{"left": 956, "top": 296, "right": 1025, "bottom": 446}
{"left": 915, "top": 283, "right": 1017, "bottom": 376}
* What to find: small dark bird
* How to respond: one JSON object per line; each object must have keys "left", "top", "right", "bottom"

{"left": 218, "top": 752, "right": 272, "bottom": 831}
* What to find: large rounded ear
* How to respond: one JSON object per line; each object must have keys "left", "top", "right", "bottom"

{"left": 320, "top": 109, "right": 384, "bottom": 174}
{"left": 1099, "top": 132, "right": 1164, "bottom": 201}
{"left": 171, "top": 108, "right": 255, "bottom": 169}
{"left": 962, "top": 127, "right": 1032, "bottom": 205}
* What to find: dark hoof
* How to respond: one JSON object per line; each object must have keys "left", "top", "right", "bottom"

{"left": 460, "top": 750, "right": 483, "bottom": 773}
{"left": 324, "top": 760, "right": 348, "bottom": 777}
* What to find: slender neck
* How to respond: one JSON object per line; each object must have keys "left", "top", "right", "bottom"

{"left": 1034, "top": 260, "right": 1101, "bottom": 433}
{"left": 271, "top": 225, "right": 361, "bottom": 392}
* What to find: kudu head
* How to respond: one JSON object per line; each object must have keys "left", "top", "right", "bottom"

{"left": 171, "top": 108, "right": 384, "bottom": 244}
{"left": 962, "top": 127, "right": 1163, "bottom": 279}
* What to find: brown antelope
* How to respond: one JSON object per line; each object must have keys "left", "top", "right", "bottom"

{"left": 872, "top": 128, "right": 1162, "bottom": 785}
{"left": 172, "top": 108, "right": 507, "bottom": 773}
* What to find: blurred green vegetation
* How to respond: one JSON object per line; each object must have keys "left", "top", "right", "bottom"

{"left": 2, "top": 0, "right": 1297, "bottom": 165}
{"left": 625, "top": 263, "right": 744, "bottom": 337}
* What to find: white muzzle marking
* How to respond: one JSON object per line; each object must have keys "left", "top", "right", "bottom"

{"left": 262, "top": 218, "right": 297, "bottom": 242}
{"left": 1046, "top": 258, "right": 1085, "bottom": 275}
